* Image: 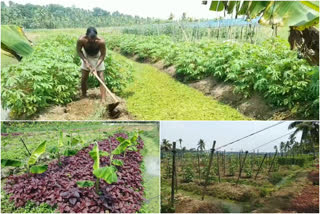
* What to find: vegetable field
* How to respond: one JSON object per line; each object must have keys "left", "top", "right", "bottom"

{"left": 2, "top": 23, "right": 318, "bottom": 120}
{"left": 1, "top": 122, "right": 160, "bottom": 213}
{"left": 160, "top": 122, "right": 319, "bottom": 213}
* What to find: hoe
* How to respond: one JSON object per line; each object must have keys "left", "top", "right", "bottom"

{"left": 92, "top": 71, "right": 121, "bottom": 118}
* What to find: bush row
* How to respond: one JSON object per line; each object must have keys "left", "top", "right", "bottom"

{"left": 104, "top": 33, "right": 319, "bottom": 119}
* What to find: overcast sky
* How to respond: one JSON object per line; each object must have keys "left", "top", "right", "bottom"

{"left": 2, "top": 0, "right": 222, "bottom": 19}
{"left": 160, "top": 121, "right": 302, "bottom": 152}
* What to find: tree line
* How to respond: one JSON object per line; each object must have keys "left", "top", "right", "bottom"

{"left": 1, "top": 1, "right": 159, "bottom": 29}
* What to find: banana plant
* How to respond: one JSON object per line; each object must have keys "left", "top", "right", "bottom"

{"left": 77, "top": 132, "right": 140, "bottom": 193}
{"left": 64, "top": 134, "right": 84, "bottom": 156}
{"left": 48, "top": 131, "right": 64, "bottom": 165}
{"left": 77, "top": 142, "right": 122, "bottom": 194}
{"left": 1, "top": 141, "right": 48, "bottom": 174}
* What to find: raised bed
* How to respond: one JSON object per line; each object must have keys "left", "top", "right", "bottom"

{"left": 4, "top": 133, "right": 145, "bottom": 213}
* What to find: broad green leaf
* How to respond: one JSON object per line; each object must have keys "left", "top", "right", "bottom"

{"left": 93, "top": 166, "right": 118, "bottom": 184}
{"left": 89, "top": 142, "right": 100, "bottom": 170}
{"left": 209, "top": 1, "right": 224, "bottom": 11}
{"left": 247, "top": 1, "right": 269, "bottom": 19}
{"left": 128, "top": 146, "right": 138, "bottom": 152}
{"left": 77, "top": 180, "right": 95, "bottom": 188}
{"left": 99, "top": 151, "right": 109, "bottom": 157}
{"left": 49, "top": 146, "right": 58, "bottom": 154}
{"left": 58, "top": 131, "right": 63, "bottom": 147}
{"left": 64, "top": 149, "right": 78, "bottom": 156}
{"left": 130, "top": 133, "right": 138, "bottom": 144}
{"left": 112, "top": 159, "right": 123, "bottom": 166}
{"left": 1, "top": 159, "right": 22, "bottom": 167}
{"left": 112, "top": 141, "right": 131, "bottom": 155}
{"left": 259, "top": 1, "right": 319, "bottom": 28}
{"left": 28, "top": 141, "right": 46, "bottom": 166}
{"left": 71, "top": 136, "right": 83, "bottom": 146}
{"left": 116, "top": 137, "right": 126, "bottom": 143}
{"left": 30, "top": 165, "right": 48, "bottom": 174}
{"left": 1, "top": 25, "right": 33, "bottom": 58}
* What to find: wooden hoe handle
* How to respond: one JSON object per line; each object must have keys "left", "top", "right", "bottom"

{"left": 92, "top": 71, "right": 118, "bottom": 103}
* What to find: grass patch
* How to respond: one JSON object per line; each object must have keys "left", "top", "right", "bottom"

{"left": 118, "top": 53, "right": 249, "bottom": 120}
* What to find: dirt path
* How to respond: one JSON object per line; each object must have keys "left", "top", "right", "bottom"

{"left": 33, "top": 88, "right": 133, "bottom": 121}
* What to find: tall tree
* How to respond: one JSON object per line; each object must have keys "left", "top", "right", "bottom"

{"left": 197, "top": 139, "right": 205, "bottom": 152}
{"left": 288, "top": 121, "right": 319, "bottom": 158}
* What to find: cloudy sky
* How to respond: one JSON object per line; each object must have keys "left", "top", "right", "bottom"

{"left": 2, "top": 0, "right": 222, "bottom": 19}
{"left": 160, "top": 121, "right": 302, "bottom": 152}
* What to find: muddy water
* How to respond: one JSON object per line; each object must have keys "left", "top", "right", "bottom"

{"left": 178, "top": 189, "right": 253, "bottom": 213}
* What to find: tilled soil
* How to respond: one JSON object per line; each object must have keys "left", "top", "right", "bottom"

{"left": 34, "top": 88, "right": 133, "bottom": 121}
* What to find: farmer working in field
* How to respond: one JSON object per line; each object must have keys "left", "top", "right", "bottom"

{"left": 77, "top": 27, "right": 106, "bottom": 102}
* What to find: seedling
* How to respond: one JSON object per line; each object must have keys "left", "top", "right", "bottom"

{"left": 1, "top": 141, "right": 48, "bottom": 174}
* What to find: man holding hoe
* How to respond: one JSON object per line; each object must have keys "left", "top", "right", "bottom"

{"left": 76, "top": 27, "right": 120, "bottom": 118}
{"left": 77, "top": 27, "right": 106, "bottom": 102}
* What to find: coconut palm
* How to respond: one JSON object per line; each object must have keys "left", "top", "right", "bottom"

{"left": 178, "top": 138, "right": 183, "bottom": 149}
{"left": 197, "top": 139, "right": 206, "bottom": 152}
{"left": 280, "top": 141, "right": 285, "bottom": 156}
{"left": 161, "top": 139, "right": 171, "bottom": 152}
{"left": 289, "top": 121, "right": 319, "bottom": 158}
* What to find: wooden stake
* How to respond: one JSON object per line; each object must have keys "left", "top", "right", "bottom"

{"left": 170, "top": 142, "right": 176, "bottom": 207}
{"left": 268, "top": 150, "right": 278, "bottom": 175}
{"left": 255, "top": 154, "right": 267, "bottom": 180}
{"left": 217, "top": 152, "right": 221, "bottom": 183}
{"left": 202, "top": 141, "right": 216, "bottom": 200}
{"left": 236, "top": 151, "right": 248, "bottom": 185}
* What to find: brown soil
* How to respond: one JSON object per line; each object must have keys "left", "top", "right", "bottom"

{"left": 174, "top": 194, "right": 223, "bottom": 213}
{"left": 33, "top": 88, "right": 133, "bottom": 121}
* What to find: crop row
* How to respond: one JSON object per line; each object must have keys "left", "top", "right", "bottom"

{"left": 104, "top": 33, "right": 319, "bottom": 119}
{"left": 1, "top": 35, "right": 133, "bottom": 118}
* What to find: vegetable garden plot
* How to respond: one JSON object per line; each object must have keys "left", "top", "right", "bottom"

{"left": 4, "top": 133, "right": 145, "bottom": 213}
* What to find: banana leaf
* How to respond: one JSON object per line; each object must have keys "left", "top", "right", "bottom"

{"left": 210, "top": 1, "right": 224, "bottom": 11}
{"left": 1, "top": 25, "right": 33, "bottom": 59}
{"left": 208, "top": 1, "right": 319, "bottom": 29}
{"left": 28, "top": 141, "right": 46, "bottom": 167}
{"left": 89, "top": 142, "right": 100, "bottom": 170}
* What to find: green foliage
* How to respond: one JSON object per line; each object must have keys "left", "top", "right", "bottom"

{"left": 112, "top": 159, "right": 124, "bottom": 166}
{"left": 277, "top": 156, "right": 310, "bottom": 167}
{"left": 1, "top": 35, "right": 80, "bottom": 118}
{"left": 30, "top": 164, "right": 48, "bottom": 174}
{"left": 77, "top": 180, "right": 95, "bottom": 188}
{"left": 267, "top": 172, "right": 283, "bottom": 185}
{"left": 1, "top": 25, "right": 33, "bottom": 58}
{"left": 1, "top": 35, "right": 133, "bottom": 119}
{"left": 27, "top": 141, "right": 46, "bottom": 166}
{"left": 182, "top": 165, "right": 194, "bottom": 183}
{"left": 89, "top": 142, "right": 100, "bottom": 170}
{"left": 93, "top": 166, "right": 118, "bottom": 184}
{"left": 106, "top": 33, "right": 318, "bottom": 119}
{"left": 1, "top": 2, "right": 159, "bottom": 29}
{"left": 1, "top": 159, "right": 22, "bottom": 167}
{"left": 1, "top": 192, "right": 56, "bottom": 213}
